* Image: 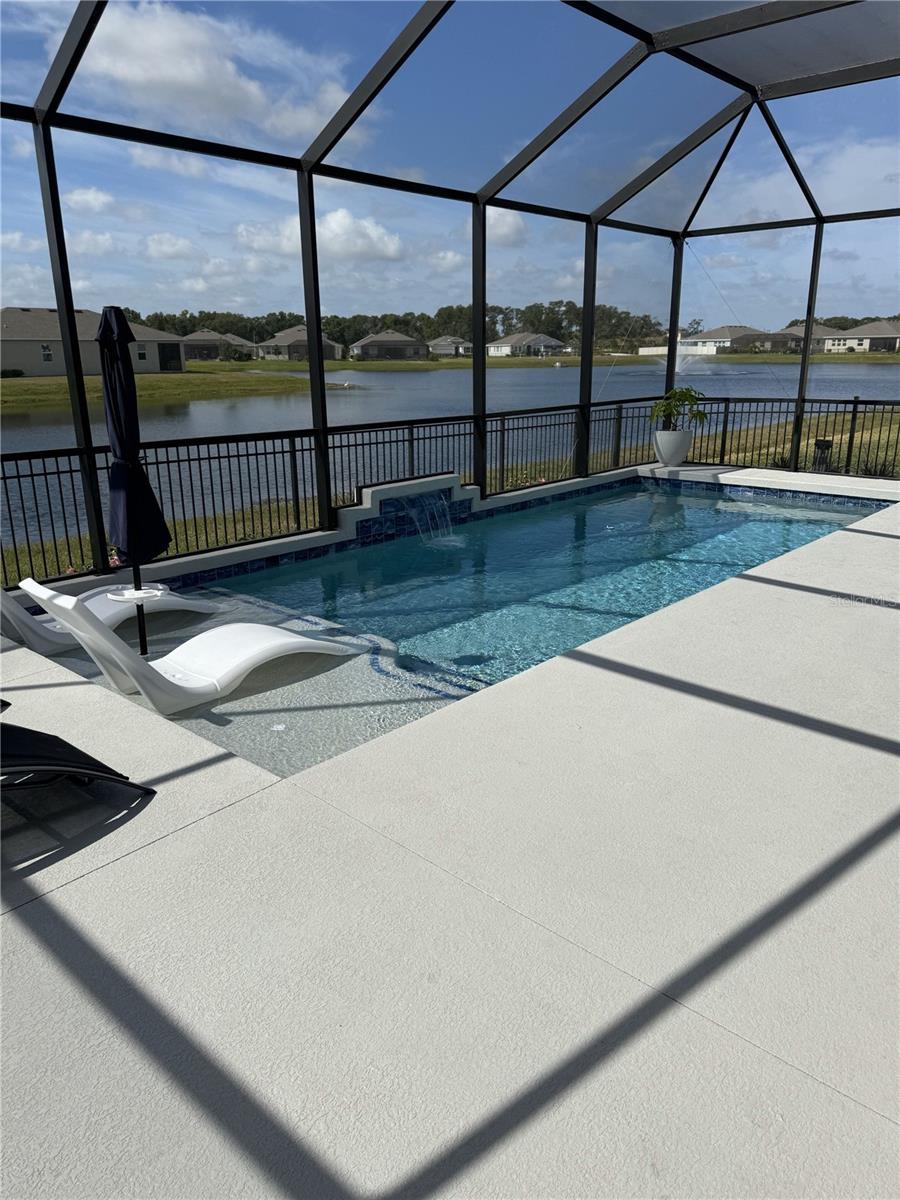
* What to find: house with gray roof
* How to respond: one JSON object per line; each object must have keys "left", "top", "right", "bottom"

{"left": 681, "top": 324, "right": 763, "bottom": 351}
{"left": 257, "top": 324, "right": 342, "bottom": 361}
{"left": 182, "top": 328, "right": 256, "bottom": 361}
{"left": 774, "top": 322, "right": 847, "bottom": 352}
{"left": 0, "top": 306, "right": 183, "bottom": 376}
{"left": 349, "top": 329, "right": 427, "bottom": 360}
{"left": 487, "top": 332, "right": 567, "bottom": 357}
{"left": 428, "top": 335, "right": 472, "bottom": 358}
{"left": 839, "top": 320, "right": 900, "bottom": 352}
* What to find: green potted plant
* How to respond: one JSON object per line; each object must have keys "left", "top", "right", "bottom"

{"left": 651, "top": 386, "right": 708, "bottom": 466}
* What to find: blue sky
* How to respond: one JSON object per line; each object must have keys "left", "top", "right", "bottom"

{"left": 1, "top": 1, "right": 897, "bottom": 329}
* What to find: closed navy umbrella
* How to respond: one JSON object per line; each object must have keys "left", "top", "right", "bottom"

{"left": 96, "top": 306, "right": 171, "bottom": 654}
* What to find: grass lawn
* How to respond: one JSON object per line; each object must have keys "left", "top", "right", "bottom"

{"left": 0, "top": 369, "right": 312, "bottom": 412}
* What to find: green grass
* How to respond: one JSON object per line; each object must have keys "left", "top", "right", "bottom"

{"left": 0, "top": 369, "right": 312, "bottom": 412}
{"left": 2, "top": 496, "right": 322, "bottom": 587}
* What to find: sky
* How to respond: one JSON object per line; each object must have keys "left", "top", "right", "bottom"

{"left": 1, "top": 0, "right": 898, "bottom": 331}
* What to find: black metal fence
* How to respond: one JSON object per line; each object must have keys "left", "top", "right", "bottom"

{"left": 2, "top": 396, "right": 897, "bottom": 586}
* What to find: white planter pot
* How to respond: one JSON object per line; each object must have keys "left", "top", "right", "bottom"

{"left": 653, "top": 429, "right": 693, "bottom": 467}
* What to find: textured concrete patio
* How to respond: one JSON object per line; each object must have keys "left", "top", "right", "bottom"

{"left": 2, "top": 493, "right": 898, "bottom": 1198}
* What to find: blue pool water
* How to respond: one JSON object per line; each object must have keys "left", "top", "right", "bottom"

{"left": 223, "top": 484, "right": 877, "bottom": 689}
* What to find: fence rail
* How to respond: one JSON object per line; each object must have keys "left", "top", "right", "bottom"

{"left": 2, "top": 396, "right": 897, "bottom": 586}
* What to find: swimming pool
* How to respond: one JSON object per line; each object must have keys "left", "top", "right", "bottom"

{"left": 223, "top": 482, "right": 878, "bottom": 691}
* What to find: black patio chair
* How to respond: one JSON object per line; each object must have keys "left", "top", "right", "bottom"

{"left": 1, "top": 723, "right": 154, "bottom": 799}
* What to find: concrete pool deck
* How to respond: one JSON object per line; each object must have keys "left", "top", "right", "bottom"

{"left": 2, "top": 480, "right": 898, "bottom": 1197}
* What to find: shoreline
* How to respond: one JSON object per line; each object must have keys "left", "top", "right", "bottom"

{"left": 1, "top": 353, "right": 897, "bottom": 414}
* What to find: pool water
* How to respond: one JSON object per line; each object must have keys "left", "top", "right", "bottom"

{"left": 225, "top": 484, "right": 873, "bottom": 689}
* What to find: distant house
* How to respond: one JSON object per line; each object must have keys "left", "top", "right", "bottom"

{"left": 257, "top": 324, "right": 342, "bottom": 361}
{"left": 428, "top": 335, "right": 472, "bottom": 358}
{"left": 349, "top": 329, "right": 427, "bottom": 360}
{"left": 182, "top": 328, "right": 256, "bottom": 361}
{"left": 838, "top": 320, "right": 900, "bottom": 353}
{"left": 730, "top": 329, "right": 797, "bottom": 353}
{"left": 680, "top": 324, "right": 763, "bottom": 351}
{"left": 0, "top": 306, "right": 183, "bottom": 376}
{"left": 774, "top": 322, "right": 846, "bottom": 352}
{"left": 487, "top": 332, "right": 567, "bottom": 357}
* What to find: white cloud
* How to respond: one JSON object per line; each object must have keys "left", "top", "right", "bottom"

{"left": 317, "top": 209, "right": 403, "bottom": 261}
{"left": 264, "top": 81, "right": 349, "bottom": 141}
{"left": 235, "top": 215, "right": 300, "bottom": 257}
{"left": 146, "top": 232, "right": 195, "bottom": 260}
{"left": 553, "top": 256, "right": 585, "bottom": 291}
{"left": 129, "top": 145, "right": 208, "bottom": 178}
{"left": 0, "top": 231, "right": 45, "bottom": 252}
{"left": 76, "top": 2, "right": 350, "bottom": 146}
{"left": 430, "top": 249, "right": 465, "bottom": 273}
{"left": 487, "top": 209, "right": 528, "bottom": 247}
{"left": 1, "top": 0, "right": 74, "bottom": 41}
{"left": 178, "top": 277, "right": 210, "bottom": 294}
{"left": 1, "top": 261, "right": 52, "bottom": 306}
{"left": 9, "top": 135, "right": 33, "bottom": 160}
{"left": 63, "top": 186, "right": 114, "bottom": 213}
{"left": 703, "top": 252, "right": 744, "bottom": 270}
{"left": 793, "top": 138, "right": 900, "bottom": 213}
{"left": 70, "top": 230, "right": 116, "bottom": 255}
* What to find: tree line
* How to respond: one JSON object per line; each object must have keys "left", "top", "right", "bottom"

{"left": 123, "top": 302, "right": 673, "bottom": 352}
{"left": 785, "top": 313, "right": 900, "bottom": 330}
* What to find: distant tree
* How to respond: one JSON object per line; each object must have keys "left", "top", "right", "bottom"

{"left": 121, "top": 306, "right": 142, "bottom": 324}
{"left": 135, "top": 300, "right": 674, "bottom": 355}
{"left": 786, "top": 313, "right": 900, "bottom": 330}
{"left": 682, "top": 317, "right": 704, "bottom": 337}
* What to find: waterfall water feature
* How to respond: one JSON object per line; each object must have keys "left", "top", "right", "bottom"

{"left": 402, "top": 493, "right": 465, "bottom": 548}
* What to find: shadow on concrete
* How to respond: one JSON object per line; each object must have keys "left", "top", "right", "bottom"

{"left": 2, "top": 779, "right": 153, "bottom": 882}
{"left": 563, "top": 648, "right": 900, "bottom": 756}
{"left": 736, "top": 572, "right": 900, "bottom": 610}
{"left": 4, "top": 806, "right": 898, "bottom": 1199}
{"left": 842, "top": 527, "right": 899, "bottom": 541}
{"left": 3, "top": 872, "right": 353, "bottom": 1200}
{"left": 382, "top": 807, "right": 900, "bottom": 1200}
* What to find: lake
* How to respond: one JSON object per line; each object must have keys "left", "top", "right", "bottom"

{"left": 2, "top": 360, "right": 897, "bottom": 454}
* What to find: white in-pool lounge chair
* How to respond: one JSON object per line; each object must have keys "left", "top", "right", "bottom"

{"left": 18, "top": 578, "right": 360, "bottom": 717}
{"left": 2, "top": 582, "right": 220, "bottom": 657}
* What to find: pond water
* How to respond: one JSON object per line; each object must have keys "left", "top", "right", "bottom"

{"left": 2, "top": 360, "right": 897, "bottom": 454}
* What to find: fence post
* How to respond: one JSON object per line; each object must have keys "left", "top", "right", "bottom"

{"left": 297, "top": 169, "right": 336, "bottom": 529}
{"left": 663, "top": 236, "right": 684, "bottom": 430}
{"left": 844, "top": 397, "right": 859, "bottom": 475}
{"left": 33, "top": 123, "right": 107, "bottom": 573}
{"left": 472, "top": 201, "right": 488, "bottom": 496}
{"left": 575, "top": 220, "right": 597, "bottom": 477}
{"left": 611, "top": 404, "right": 623, "bottom": 469}
{"left": 790, "top": 220, "right": 823, "bottom": 471}
{"left": 719, "top": 399, "right": 731, "bottom": 464}
{"left": 288, "top": 435, "right": 302, "bottom": 529}
{"left": 406, "top": 424, "right": 415, "bottom": 478}
{"left": 498, "top": 415, "right": 507, "bottom": 492}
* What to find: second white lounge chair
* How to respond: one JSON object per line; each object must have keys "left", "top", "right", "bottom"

{"left": 19, "top": 578, "right": 361, "bottom": 717}
{"left": 2, "top": 582, "right": 220, "bottom": 657}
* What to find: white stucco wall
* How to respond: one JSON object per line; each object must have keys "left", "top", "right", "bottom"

{"left": 1, "top": 339, "right": 184, "bottom": 376}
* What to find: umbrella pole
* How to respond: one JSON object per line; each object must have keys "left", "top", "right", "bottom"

{"left": 132, "top": 563, "right": 148, "bottom": 656}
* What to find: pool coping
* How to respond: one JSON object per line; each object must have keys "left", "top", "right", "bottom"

{"left": 14, "top": 464, "right": 898, "bottom": 601}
